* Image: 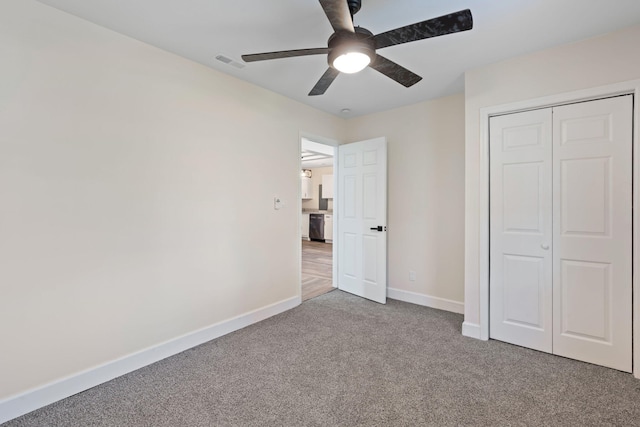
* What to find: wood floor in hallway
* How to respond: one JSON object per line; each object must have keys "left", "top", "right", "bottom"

{"left": 301, "top": 240, "right": 334, "bottom": 301}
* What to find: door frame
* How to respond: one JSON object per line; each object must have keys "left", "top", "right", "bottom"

{"left": 474, "top": 80, "right": 640, "bottom": 378}
{"left": 299, "top": 132, "right": 340, "bottom": 291}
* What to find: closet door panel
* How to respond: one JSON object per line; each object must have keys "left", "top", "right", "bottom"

{"left": 489, "top": 108, "right": 553, "bottom": 352}
{"left": 552, "top": 96, "right": 633, "bottom": 372}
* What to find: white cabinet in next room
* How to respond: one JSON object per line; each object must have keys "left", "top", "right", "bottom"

{"left": 301, "top": 213, "right": 310, "bottom": 240}
{"left": 324, "top": 214, "right": 333, "bottom": 243}
{"left": 321, "top": 174, "right": 334, "bottom": 199}
{"left": 301, "top": 176, "right": 312, "bottom": 199}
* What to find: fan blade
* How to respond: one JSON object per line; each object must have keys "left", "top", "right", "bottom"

{"left": 309, "top": 67, "right": 340, "bottom": 96}
{"left": 374, "top": 9, "right": 473, "bottom": 50}
{"left": 370, "top": 55, "right": 422, "bottom": 88}
{"left": 319, "top": 0, "right": 355, "bottom": 33}
{"left": 242, "top": 48, "right": 328, "bottom": 63}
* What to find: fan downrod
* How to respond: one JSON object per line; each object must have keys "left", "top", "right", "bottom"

{"left": 347, "top": 0, "right": 361, "bottom": 17}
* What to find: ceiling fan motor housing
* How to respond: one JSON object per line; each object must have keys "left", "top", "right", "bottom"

{"left": 327, "top": 27, "right": 375, "bottom": 69}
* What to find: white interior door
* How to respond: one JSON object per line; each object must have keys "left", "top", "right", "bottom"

{"left": 337, "top": 137, "right": 387, "bottom": 304}
{"left": 489, "top": 108, "right": 553, "bottom": 352}
{"left": 552, "top": 96, "right": 633, "bottom": 372}
{"left": 490, "top": 95, "right": 633, "bottom": 372}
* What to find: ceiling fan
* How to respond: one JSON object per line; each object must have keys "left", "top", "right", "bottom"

{"left": 242, "top": 0, "right": 473, "bottom": 96}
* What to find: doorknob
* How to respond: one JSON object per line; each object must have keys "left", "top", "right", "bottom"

{"left": 370, "top": 226, "right": 385, "bottom": 232}
{"left": 541, "top": 243, "right": 550, "bottom": 250}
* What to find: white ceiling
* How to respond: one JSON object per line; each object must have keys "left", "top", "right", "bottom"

{"left": 301, "top": 150, "right": 333, "bottom": 169}
{"left": 37, "top": 0, "right": 640, "bottom": 117}
{"left": 302, "top": 138, "right": 334, "bottom": 168}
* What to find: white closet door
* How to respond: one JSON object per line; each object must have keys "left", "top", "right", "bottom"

{"left": 489, "top": 108, "right": 553, "bottom": 352}
{"left": 552, "top": 96, "right": 633, "bottom": 372}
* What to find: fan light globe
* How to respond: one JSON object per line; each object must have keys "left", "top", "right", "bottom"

{"left": 333, "top": 51, "right": 371, "bottom": 74}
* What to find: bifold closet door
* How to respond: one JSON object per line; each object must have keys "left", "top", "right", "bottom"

{"left": 552, "top": 96, "right": 632, "bottom": 372}
{"left": 490, "top": 95, "right": 633, "bottom": 372}
{"left": 489, "top": 108, "right": 553, "bottom": 352}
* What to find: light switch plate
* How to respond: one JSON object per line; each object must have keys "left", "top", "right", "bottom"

{"left": 274, "top": 197, "right": 283, "bottom": 210}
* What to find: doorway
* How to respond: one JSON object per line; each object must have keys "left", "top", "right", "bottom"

{"left": 300, "top": 136, "right": 337, "bottom": 301}
{"left": 299, "top": 134, "right": 389, "bottom": 304}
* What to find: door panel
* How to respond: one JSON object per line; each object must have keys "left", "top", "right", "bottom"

{"left": 560, "top": 157, "right": 610, "bottom": 236}
{"left": 338, "top": 137, "right": 387, "bottom": 304}
{"left": 552, "top": 96, "right": 632, "bottom": 372}
{"left": 343, "top": 233, "right": 357, "bottom": 278}
{"left": 363, "top": 235, "right": 378, "bottom": 283}
{"left": 490, "top": 109, "right": 553, "bottom": 352}
{"left": 502, "top": 162, "right": 545, "bottom": 233}
{"left": 343, "top": 176, "right": 356, "bottom": 218}
{"left": 502, "top": 254, "right": 545, "bottom": 328}
{"left": 559, "top": 260, "right": 611, "bottom": 342}
{"left": 558, "top": 113, "right": 611, "bottom": 146}
{"left": 363, "top": 174, "right": 377, "bottom": 219}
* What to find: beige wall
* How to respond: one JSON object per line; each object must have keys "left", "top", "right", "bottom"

{"left": 346, "top": 94, "right": 466, "bottom": 303}
{"left": 0, "top": 0, "right": 346, "bottom": 399}
{"left": 464, "top": 25, "right": 640, "bottom": 328}
{"left": 11, "top": 0, "right": 638, "bottom": 408}
{"left": 302, "top": 167, "right": 334, "bottom": 211}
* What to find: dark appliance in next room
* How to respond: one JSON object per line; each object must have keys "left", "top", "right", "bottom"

{"left": 309, "top": 213, "right": 325, "bottom": 242}
{"left": 319, "top": 184, "right": 329, "bottom": 210}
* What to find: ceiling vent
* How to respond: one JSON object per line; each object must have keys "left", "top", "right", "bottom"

{"left": 215, "top": 55, "right": 245, "bottom": 69}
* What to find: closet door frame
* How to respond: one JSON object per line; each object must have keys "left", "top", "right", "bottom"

{"left": 474, "top": 80, "right": 640, "bottom": 379}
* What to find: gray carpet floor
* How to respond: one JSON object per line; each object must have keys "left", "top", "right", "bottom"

{"left": 4, "top": 290, "right": 640, "bottom": 426}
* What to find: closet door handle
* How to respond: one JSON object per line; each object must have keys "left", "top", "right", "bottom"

{"left": 541, "top": 244, "right": 550, "bottom": 250}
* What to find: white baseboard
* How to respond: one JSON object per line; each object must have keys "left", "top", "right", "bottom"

{"left": 462, "top": 321, "right": 482, "bottom": 339}
{"left": 387, "top": 288, "right": 464, "bottom": 314}
{"left": 0, "top": 295, "right": 301, "bottom": 424}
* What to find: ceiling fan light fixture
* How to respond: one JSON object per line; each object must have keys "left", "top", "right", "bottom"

{"left": 242, "top": 3, "right": 473, "bottom": 97}
{"left": 333, "top": 51, "right": 370, "bottom": 74}
{"left": 327, "top": 28, "right": 375, "bottom": 75}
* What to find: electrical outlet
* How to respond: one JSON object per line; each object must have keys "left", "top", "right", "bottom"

{"left": 409, "top": 270, "right": 416, "bottom": 281}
